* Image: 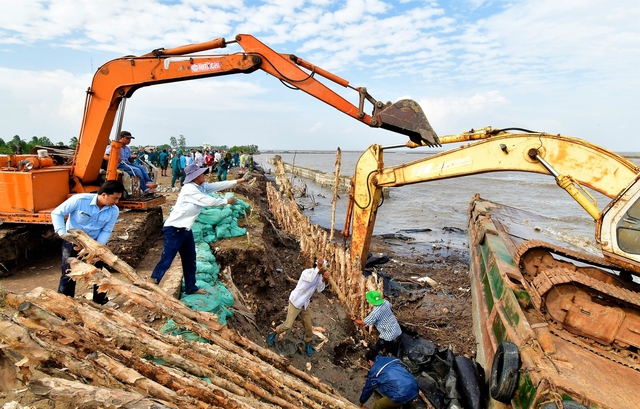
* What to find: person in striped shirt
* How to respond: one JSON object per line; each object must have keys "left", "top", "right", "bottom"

{"left": 353, "top": 290, "right": 402, "bottom": 356}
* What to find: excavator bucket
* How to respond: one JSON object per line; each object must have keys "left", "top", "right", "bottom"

{"left": 378, "top": 99, "right": 440, "bottom": 147}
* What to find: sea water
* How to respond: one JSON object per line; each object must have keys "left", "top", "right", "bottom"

{"left": 260, "top": 150, "right": 640, "bottom": 256}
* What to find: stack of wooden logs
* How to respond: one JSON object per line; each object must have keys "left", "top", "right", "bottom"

{"left": 0, "top": 230, "right": 357, "bottom": 408}
{"left": 266, "top": 156, "right": 382, "bottom": 322}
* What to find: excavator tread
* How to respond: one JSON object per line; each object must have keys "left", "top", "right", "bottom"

{"left": 532, "top": 265, "right": 640, "bottom": 309}
{"left": 514, "top": 239, "right": 618, "bottom": 271}
{"left": 516, "top": 239, "right": 640, "bottom": 370}
{"left": 532, "top": 264, "right": 640, "bottom": 371}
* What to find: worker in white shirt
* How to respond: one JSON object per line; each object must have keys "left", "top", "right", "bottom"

{"left": 268, "top": 257, "right": 330, "bottom": 355}
{"left": 150, "top": 164, "right": 251, "bottom": 294}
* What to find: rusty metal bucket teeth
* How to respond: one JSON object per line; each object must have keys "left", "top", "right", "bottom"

{"left": 378, "top": 99, "right": 440, "bottom": 147}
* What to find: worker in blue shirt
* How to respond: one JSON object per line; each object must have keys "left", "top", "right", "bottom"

{"left": 51, "top": 180, "right": 125, "bottom": 307}
{"left": 159, "top": 149, "right": 170, "bottom": 177}
{"left": 359, "top": 349, "right": 419, "bottom": 409}
{"left": 103, "top": 130, "right": 157, "bottom": 193}
{"left": 171, "top": 151, "right": 184, "bottom": 187}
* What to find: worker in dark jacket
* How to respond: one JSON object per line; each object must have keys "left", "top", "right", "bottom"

{"left": 359, "top": 349, "right": 419, "bottom": 409}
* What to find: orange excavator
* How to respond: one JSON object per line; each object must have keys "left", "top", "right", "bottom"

{"left": 0, "top": 34, "right": 439, "bottom": 224}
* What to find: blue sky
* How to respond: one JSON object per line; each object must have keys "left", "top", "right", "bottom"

{"left": 1, "top": 0, "right": 638, "bottom": 152}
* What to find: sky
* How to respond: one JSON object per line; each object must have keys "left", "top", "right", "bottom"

{"left": 1, "top": 0, "right": 639, "bottom": 152}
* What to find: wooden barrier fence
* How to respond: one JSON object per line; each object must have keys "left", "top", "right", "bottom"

{"left": 266, "top": 157, "right": 382, "bottom": 321}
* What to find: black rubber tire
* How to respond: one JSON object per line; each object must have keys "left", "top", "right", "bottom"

{"left": 490, "top": 340, "right": 520, "bottom": 403}
{"left": 541, "top": 401, "right": 588, "bottom": 409}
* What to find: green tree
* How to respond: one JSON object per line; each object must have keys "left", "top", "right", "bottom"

{"left": 69, "top": 136, "right": 78, "bottom": 148}
{"left": 178, "top": 134, "right": 186, "bottom": 151}
{"left": 30, "top": 136, "right": 53, "bottom": 147}
{"left": 11, "top": 135, "right": 27, "bottom": 153}
{"left": 230, "top": 145, "right": 259, "bottom": 154}
{"left": 169, "top": 136, "right": 178, "bottom": 150}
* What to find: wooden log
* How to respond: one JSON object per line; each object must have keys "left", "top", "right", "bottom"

{"left": 9, "top": 291, "right": 302, "bottom": 409}
{"left": 99, "top": 289, "right": 350, "bottom": 407}
{"left": 30, "top": 377, "right": 176, "bottom": 409}
{"left": 329, "top": 148, "right": 341, "bottom": 243}
{"left": 89, "top": 351, "right": 201, "bottom": 408}
{"left": 64, "top": 257, "right": 292, "bottom": 374}
{"left": 10, "top": 275, "right": 348, "bottom": 408}
{"left": 8, "top": 294, "right": 254, "bottom": 408}
{"left": 0, "top": 315, "right": 132, "bottom": 394}
{"left": 65, "top": 229, "right": 141, "bottom": 283}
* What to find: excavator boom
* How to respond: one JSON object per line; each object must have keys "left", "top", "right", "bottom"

{"left": 345, "top": 127, "right": 640, "bottom": 272}
{"left": 0, "top": 34, "right": 438, "bottom": 223}
{"left": 73, "top": 34, "right": 438, "bottom": 185}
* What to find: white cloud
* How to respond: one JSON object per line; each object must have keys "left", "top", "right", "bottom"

{"left": 0, "top": 0, "right": 638, "bottom": 151}
{"left": 0, "top": 66, "right": 88, "bottom": 139}
{"left": 419, "top": 91, "right": 508, "bottom": 132}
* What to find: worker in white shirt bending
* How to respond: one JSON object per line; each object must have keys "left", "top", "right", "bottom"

{"left": 150, "top": 164, "right": 251, "bottom": 294}
{"left": 268, "top": 257, "right": 330, "bottom": 355}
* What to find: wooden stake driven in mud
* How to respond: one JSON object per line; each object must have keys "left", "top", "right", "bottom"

{"left": 330, "top": 148, "right": 342, "bottom": 243}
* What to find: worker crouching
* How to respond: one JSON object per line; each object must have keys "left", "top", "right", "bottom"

{"left": 359, "top": 349, "right": 418, "bottom": 409}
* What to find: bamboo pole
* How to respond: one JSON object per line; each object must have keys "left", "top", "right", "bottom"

{"left": 330, "top": 148, "right": 341, "bottom": 243}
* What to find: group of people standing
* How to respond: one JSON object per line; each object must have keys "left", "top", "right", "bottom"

{"left": 147, "top": 148, "right": 255, "bottom": 188}
{"left": 110, "top": 135, "right": 257, "bottom": 190}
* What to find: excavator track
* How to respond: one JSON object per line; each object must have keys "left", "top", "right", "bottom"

{"left": 514, "top": 239, "right": 619, "bottom": 272}
{"left": 531, "top": 265, "right": 640, "bottom": 310}
{"left": 534, "top": 265, "right": 640, "bottom": 371}
{"left": 514, "top": 240, "right": 640, "bottom": 371}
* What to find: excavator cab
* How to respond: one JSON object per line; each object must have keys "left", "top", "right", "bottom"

{"left": 599, "top": 177, "right": 640, "bottom": 273}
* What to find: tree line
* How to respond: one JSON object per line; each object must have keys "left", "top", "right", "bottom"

{"left": 0, "top": 135, "right": 77, "bottom": 154}
{"left": 1, "top": 134, "right": 258, "bottom": 155}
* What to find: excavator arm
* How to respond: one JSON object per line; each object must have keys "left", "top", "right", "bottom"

{"left": 74, "top": 34, "right": 439, "bottom": 186}
{"left": 0, "top": 34, "right": 439, "bottom": 223}
{"left": 345, "top": 127, "right": 640, "bottom": 270}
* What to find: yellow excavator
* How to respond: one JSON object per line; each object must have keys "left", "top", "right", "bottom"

{"left": 343, "top": 127, "right": 640, "bottom": 409}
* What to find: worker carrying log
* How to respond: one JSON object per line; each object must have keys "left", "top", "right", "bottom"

{"left": 51, "top": 180, "right": 125, "bottom": 308}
